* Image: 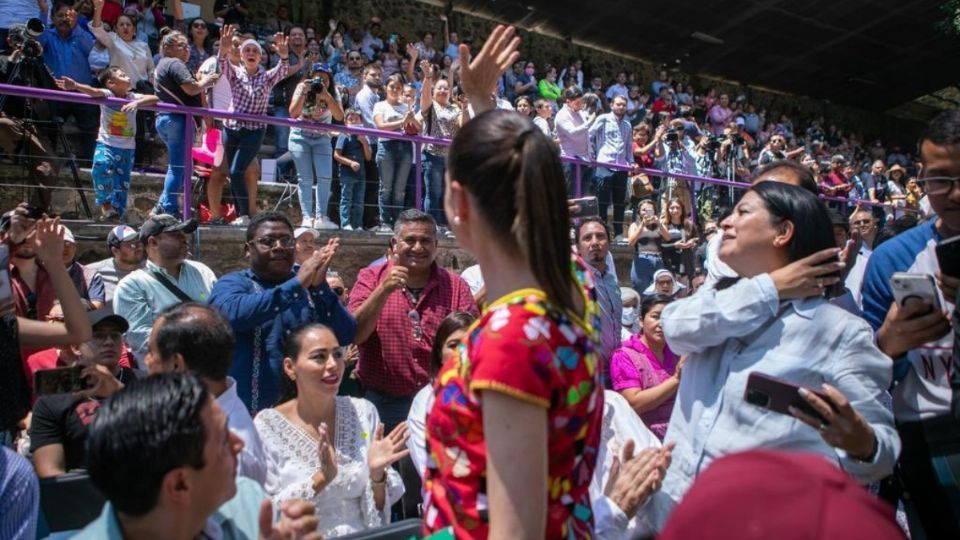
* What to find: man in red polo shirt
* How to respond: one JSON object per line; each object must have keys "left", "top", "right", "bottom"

{"left": 349, "top": 209, "right": 478, "bottom": 431}
{"left": 821, "top": 154, "right": 854, "bottom": 197}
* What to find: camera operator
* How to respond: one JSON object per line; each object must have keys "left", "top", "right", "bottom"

{"left": 654, "top": 119, "right": 696, "bottom": 214}
{"left": 38, "top": 2, "right": 98, "bottom": 161}
{"left": 757, "top": 133, "right": 804, "bottom": 166}
{"left": 716, "top": 122, "right": 751, "bottom": 181}
{"left": 1, "top": 22, "right": 60, "bottom": 211}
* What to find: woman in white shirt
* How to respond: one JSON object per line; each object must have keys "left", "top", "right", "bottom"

{"left": 418, "top": 62, "right": 465, "bottom": 229}
{"left": 649, "top": 181, "right": 900, "bottom": 528}
{"left": 90, "top": 0, "right": 154, "bottom": 88}
{"left": 255, "top": 324, "right": 407, "bottom": 537}
{"left": 373, "top": 73, "right": 421, "bottom": 229}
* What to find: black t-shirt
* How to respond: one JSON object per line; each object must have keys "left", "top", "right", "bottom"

{"left": 155, "top": 57, "right": 202, "bottom": 108}
{"left": 30, "top": 367, "right": 138, "bottom": 472}
{"left": 0, "top": 313, "right": 30, "bottom": 432}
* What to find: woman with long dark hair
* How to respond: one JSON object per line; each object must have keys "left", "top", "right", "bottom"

{"left": 422, "top": 25, "right": 608, "bottom": 539}
{"left": 185, "top": 17, "right": 211, "bottom": 73}
{"left": 648, "top": 181, "right": 899, "bottom": 526}
{"left": 660, "top": 197, "right": 698, "bottom": 279}
{"left": 254, "top": 324, "right": 408, "bottom": 537}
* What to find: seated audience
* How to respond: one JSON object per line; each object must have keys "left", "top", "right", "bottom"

{"left": 61, "top": 226, "right": 105, "bottom": 310}
{"left": 255, "top": 324, "right": 407, "bottom": 537}
{"left": 145, "top": 302, "right": 267, "bottom": 486}
{"left": 76, "top": 373, "right": 320, "bottom": 539}
{"left": 619, "top": 286, "right": 640, "bottom": 340}
{"left": 86, "top": 225, "right": 145, "bottom": 310}
{"left": 30, "top": 309, "right": 136, "bottom": 478}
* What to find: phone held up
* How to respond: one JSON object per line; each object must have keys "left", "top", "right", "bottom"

{"left": 568, "top": 196, "right": 599, "bottom": 218}
{"left": 34, "top": 365, "right": 90, "bottom": 396}
{"left": 890, "top": 272, "right": 942, "bottom": 314}
{"left": 936, "top": 235, "right": 960, "bottom": 279}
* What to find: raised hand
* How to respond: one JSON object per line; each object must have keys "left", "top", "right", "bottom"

{"left": 405, "top": 42, "right": 418, "bottom": 61}
{"left": 310, "top": 238, "right": 340, "bottom": 289}
{"left": 328, "top": 19, "right": 337, "bottom": 31}
{"left": 219, "top": 24, "right": 235, "bottom": 57}
{"left": 33, "top": 217, "right": 65, "bottom": 267}
{"left": 274, "top": 33, "right": 289, "bottom": 57}
{"left": 91, "top": 0, "right": 104, "bottom": 11}
{"left": 460, "top": 25, "right": 520, "bottom": 111}
{"left": 367, "top": 422, "right": 410, "bottom": 480}
{"left": 768, "top": 246, "right": 845, "bottom": 299}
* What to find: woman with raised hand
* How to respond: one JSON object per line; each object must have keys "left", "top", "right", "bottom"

{"left": 418, "top": 60, "right": 465, "bottom": 228}
{"left": 373, "top": 73, "right": 420, "bottom": 229}
{"left": 255, "top": 324, "right": 407, "bottom": 537}
{"left": 648, "top": 181, "right": 899, "bottom": 527}
{"left": 91, "top": 0, "right": 154, "bottom": 91}
{"left": 423, "top": 25, "right": 626, "bottom": 539}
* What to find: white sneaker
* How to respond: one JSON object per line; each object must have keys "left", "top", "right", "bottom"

{"left": 315, "top": 216, "right": 339, "bottom": 230}
{"left": 375, "top": 225, "right": 393, "bottom": 233}
{"left": 343, "top": 224, "right": 355, "bottom": 231}
{"left": 232, "top": 216, "right": 250, "bottom": 227}
{"left": 300, "top": 217, "right": 314, "bottom": 228}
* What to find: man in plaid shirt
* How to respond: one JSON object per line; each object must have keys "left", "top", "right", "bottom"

{"left": 348, "top": 209, "right": 478, "bottom": 431}
{"left": 217, "top": 25, "right": 290, "bottom": 225}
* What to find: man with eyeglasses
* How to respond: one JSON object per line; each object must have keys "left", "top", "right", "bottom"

{"left": 349, "top": 209, "right": 477, "bottom": 432}
{"left": 208, "top": 211, "right": 356, "bottom": 412}
{"left": 843, "top": 209, "right": 877, "bottom": 310}
{"left": 30, "top": 309, "right": 138, "bottom": 478}
{"left": 336, "top": 51, "right": 366, "bottom": 101}
{"left": 114, "top": 215, "right": 217, "bottom": 366}
{"left": 86, "top": 225, "right": 144, "bottom": 310}
{"left": 861, "top": 109, "right": 960, "bottom": 538}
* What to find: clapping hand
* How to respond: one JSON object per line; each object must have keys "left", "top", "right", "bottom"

{"left": 310, "top": 238, "right": 339, "bottom": 289}
{"left": 257, "top": 499, "right": 321, "bottom": 540}
{"left": 604, "top": 439, "right": 674, "bottom": 518}
{"left": 310, "top": 422, "right": 338, "bottom": 492}
{"left": 459, "top": 25, "right": 520, "bottom": 110}
{"left": 367, "top": 422, "right": 410, "bottom": 481}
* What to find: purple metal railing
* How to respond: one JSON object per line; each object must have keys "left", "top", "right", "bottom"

{"left": 0, "top": 83, "right": 884, "bottom": 220}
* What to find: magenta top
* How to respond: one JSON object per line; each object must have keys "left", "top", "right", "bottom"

{"left": 609, "top": 334, "right": 679, "bottom": 439}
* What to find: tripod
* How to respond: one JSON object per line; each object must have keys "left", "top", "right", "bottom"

{"left": 0, "top": 54, "right": 92, "bottom": 218}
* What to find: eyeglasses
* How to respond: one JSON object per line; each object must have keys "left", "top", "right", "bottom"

{"left": 916, "top": 175, "right": 959, "bottom": 196}
{"left": 408, "top": 309, "right": 423, "bottom": 341}
{"left": 248, "top": 236, "right": 295, "bottom": 249}
{"left": 192, "top": 22, "right": 206, "bottom": 28}
{"left": 92, "top": 331, "right": 123, "bottom": 343}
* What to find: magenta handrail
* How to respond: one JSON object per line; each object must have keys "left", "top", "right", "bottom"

{"left": 0, "top": 83, "right": 886, "bottom": 218}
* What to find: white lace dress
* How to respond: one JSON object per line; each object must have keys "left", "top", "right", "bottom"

{"left": 254, "top": 397, "right": 405, "bottom": 538}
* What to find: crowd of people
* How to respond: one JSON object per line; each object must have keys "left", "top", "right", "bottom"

{"left": 0, "top": 0, "right": 928, "bottom": 240}
{"left": 1, "top": 5, "right": 960, "bottom": 540}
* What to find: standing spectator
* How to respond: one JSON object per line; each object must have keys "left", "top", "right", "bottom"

{"left": 590, "top": 95, "right": 635, "bottom": 239}
{"left": 440, "top": 14, "right": 459, "bottom": 59}
{"left": 627, "top": 200, "right": 670, "bottom": 293}
{"left": 556, "top": 86, "right": 597, "bottom": 196}
{"left": 288, "top": 63, "right": 344, "bottom": 229}
{"left": 742, "top": 103, "right": 761, "bottom": 136}
{"left": 355, "top": 64, "right": 384, "bottom": 229}
{"left": 90, "top": 0, "right": 154, "bottom": 92}
{"left": 559, "top": 58, "right": 584, "bottom": 90}
{"left": 264, "top": 5, "right": 292, "bottom": 34}
{"left": 39, "top": 2, "right": 98, "bottom": 161}
{"left": 757, "top": 134, "right": 802, "bottom": 166}
{"left": 707, "top": 93, "right": 733, "bottom": 135}
{"left": 610, "top": 293, "right": 679, "bottom": 439}
{"left": 575, "top": 217, "right": 622, "bottom": 381}
{"left": 674, "top": 82, "right": 692, "bottom": 106}
{"left": 660, "top": 197, "right": 698, "bottom": 279}
{"left": 414, "top": 30, "right": 437, "bottom": 62}
{"left": 821, "top": 154, "right": 853, "bottom": 198}
{"left": 55, "top": 67, "right": 158, "bottom": 222}
{"left": 349, "top": 210, "right": 477, "bottom": 430}
{"left": 208, "top": 212, "right": 356, "bottom": 412}
{"left": 268, "top": 25, "right": 309, "bottom": 178}
{"left": 334, "top": 109, "right": 372, "bottom": 230}
{"left": 153, "top": 31, "right": 219, "bottom": 217}
{"left": 217, "top": 25, "right": 290, "bottom": 223}
{"left": 214, "top": 0, "right": 248, "bottom": 28}
{"left": 185, "top": 18, "right": 211, "bottom": 73}
{"left": 114, "top": 215, "right": 216, "bottom": 364}
{"left": 650, "top": 87, "right": 676, "bottom": 118}
{"left": 61, "top": 226, "right": 105, "bottom": 309}
{"left": 31, "top": 310, "right": 136, "bottom": 478}
{"left": 373, "top": 73, "right": 420, "bottom": 229}
{"left": 651, "top": 69, "right": 670, "bottom": 96}
{"left": 361, "top": 20, "right": 384, "bottom": 60}
{"left": 86, "top": 225, "right": 145, "bottom": 309}
{"left": 532, "top": 98, "right": 553, "bottom": 137}
{"left": 145, "top": 302, "right": 268, "bottom": 486}
{"left": 514, "top": 60, "right": 538, "bottom": 101}
{"left": 653, "top": 121, "right": 697, "bottom": 214}
{"left": 843, "top": 208, "right": 877, "bottom": 309}
{"left": 605, "top": 71, "right": 629, "bottom": 102}
{"left": 334, "top": 50, "right": 365, "bottom": 101}
{"left": 537, "top": 65, "right": 562, "bottom": 103}
{"left": 502, "top": 60, "right": 522, "bottom": 104}
{"left": 419, "top": 62, "right": 464, "bottom": 227}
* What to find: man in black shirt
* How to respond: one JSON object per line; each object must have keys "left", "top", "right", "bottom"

{"left": 30, "top": 309, "right": 138, "bottom": 478}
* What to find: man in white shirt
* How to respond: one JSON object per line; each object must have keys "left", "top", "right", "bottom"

{"left": 605, "top": 71, "right": 629, "bottom": 102}
{"left": 555, "top": 86, "right": 597, "bottom": 197}
{"left": 145, "top": 302, "right": 268, "bottom": 486}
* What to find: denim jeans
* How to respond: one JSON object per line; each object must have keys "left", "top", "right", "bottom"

{"left": 596, "top": 168, "right": 628, "bottom": 236}
{"left": 289, "top": 130, "right": 333, "bottom": 220}
{"left": 376, "top": 140, "right": 413, "bottom": 225}
{"left": 339, "top": 164, "right": 365, "bottom": 228}
{"left": 563, "top": 161, "right": 595, "bottom": 198}
{"left": 364, "top": 390, "right": 415, "bottom": 434}
{"left": 422, "top": 152, "right": 447, "bottom": 225}
{"left": 223, "top": 127, "right": 265, "bottom": 216}
{"left": 273, "top": 107, "right": 290, "bottom": 156}
{"left": 155, "top": 113, "right": 186, "bottom": 216}
{"left": 631, "top": 252, "right": 664, "bottom": 293}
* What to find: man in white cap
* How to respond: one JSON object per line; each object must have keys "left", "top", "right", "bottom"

{"left": 86, "top": 225, "right": 145, "bottom": 310}
{"left": 60, "top": 225, "right": 106, "bottom": 310}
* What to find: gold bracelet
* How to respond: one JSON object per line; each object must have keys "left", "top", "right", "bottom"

{"left": 370, "top": 472, "right": 387, "bottom": 485}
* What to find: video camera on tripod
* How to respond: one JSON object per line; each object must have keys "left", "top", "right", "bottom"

{"left": 7, "top": 18, "right": 45, "bottom": 59}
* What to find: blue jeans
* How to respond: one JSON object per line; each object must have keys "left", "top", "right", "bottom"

{"left": 155, "top": 113, "right": 186, "bottom": 216}
{"left": 289, "top": 130, "right": 333, "bottom": 220}
{"left": 339, "top": 164, "right": 365, "bottom": 228}
{"left": 422, "top": 152, "right": 447, "bottom": 225}
{"left": 596, "top": 168, "right": 628, "bottom": 236}
{"left": 223, "top": 128, "right": 265, "bottom": 216}
{"left": 273, "top": 107, "right": 290, "bottom": 156}
{"left": 631, "top": 251, "right": 664, "bottom": 294}
{"left": 364, "top": 390, "right": 414, "bottom": 434}
{"left": 376, "top": 140, "right": 413, "bottom": 225}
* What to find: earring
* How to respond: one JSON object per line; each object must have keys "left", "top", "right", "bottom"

{"left": 452, "top": 215, "right": 462, "bottom": 226}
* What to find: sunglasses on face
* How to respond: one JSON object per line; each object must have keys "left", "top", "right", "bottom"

{"left": 331, "top": 286, "right": 345, "bottom": 296}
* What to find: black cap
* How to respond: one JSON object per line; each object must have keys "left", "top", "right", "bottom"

{"left": 139, "top": 215, "right": 198, "bottom": 242}
{"left": 88, "top": 309, "right": 130, "bottom": 333}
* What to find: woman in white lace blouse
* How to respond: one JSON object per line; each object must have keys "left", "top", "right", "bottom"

{"left": 254, "top": 324, "right": 408, "bottom": 537}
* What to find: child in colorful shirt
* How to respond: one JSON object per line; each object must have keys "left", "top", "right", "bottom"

{"left": 57, "top": 67, "right": 158, "bottom": 221}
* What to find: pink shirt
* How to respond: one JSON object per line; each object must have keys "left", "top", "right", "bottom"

{"left": 609, "top": 335, "right": 678, "bottom": 439}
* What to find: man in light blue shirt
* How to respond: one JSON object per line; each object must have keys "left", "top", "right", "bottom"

{"left": 75, "top": 373, "right": 318, "bottom": 539}
{"left": 589, "top": 95, "right": 635, "bottom": 239}
{"left": 114, "top": 215, "right": 217, "bottom": 366}
{"left": 575, "top": 217, "right": 622, "bottom": 385}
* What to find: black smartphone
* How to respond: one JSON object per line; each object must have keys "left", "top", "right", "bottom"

{"left": 0, "top": 245, "right": 11, "bottom": 305}
{"left": 936, "top": 236, "right": 960, "bottom": 278}
{"left": 23, "top": 204, "right": 43, "bottom": 220}
{"left": 743, "top": 372, "right": 834, "bottom": 424}
{"left": 34, "top": 365, "right": 88, "bottom": 396}
{"left": 569, "top": 196, "right": 599, "bottom": 218}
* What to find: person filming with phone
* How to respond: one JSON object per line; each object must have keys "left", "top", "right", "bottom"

{"left": 648, "top": 181, "right": 899, "bottom": 528}
{"left": 861, "top": 109, "right": 960, "bottom": 539}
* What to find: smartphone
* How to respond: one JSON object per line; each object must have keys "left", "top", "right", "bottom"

{"left": 34, "top": 365, "right": 88, "bottom": 396}
{"left": 890, "top": 272, "right": 942, "bottom": 312}
{"left": 0, "top": 245, "right": 11, "bottom": 305}
{"left": 23, "top": 204, "right": 43, "bottom": 220}
{"left": 744, "top": 372, "right": 832, "bottom": 424}
{"left": 568, "top": 196, "right": 599, "bottom": 218}
{"left": 936, "top": 236, "right": 960, "bottom": 278}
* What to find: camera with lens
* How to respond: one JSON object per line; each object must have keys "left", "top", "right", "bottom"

{"left": 8, "top": 18, "right": 44, "bottom": 59}
{"left": 308, "top": 77, "right": 326, "bottom": 94}
{"left": 705, "top": 135, "right": 724, "bottom": 150}
{"left": 729, "top": 133, "right": 745, "bottom": 146}
{"left": 664, "top": 128, "right": 681, "bottom": 143}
